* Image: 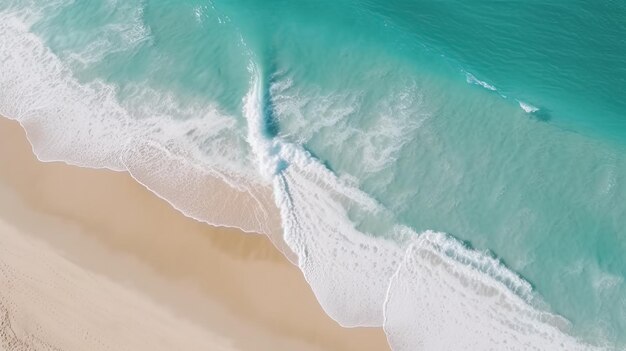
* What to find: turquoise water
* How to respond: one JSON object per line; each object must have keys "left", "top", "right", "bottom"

{"left": 1, "top": 0, "right": 625, "bottom": 349}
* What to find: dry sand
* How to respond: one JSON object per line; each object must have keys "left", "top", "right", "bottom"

{"left": 0, "top": 117, "right": 390, "bottom": 351}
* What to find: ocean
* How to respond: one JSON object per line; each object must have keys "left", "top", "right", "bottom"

{"left": 1, "top": 0, "right": 625, "bottom": 349}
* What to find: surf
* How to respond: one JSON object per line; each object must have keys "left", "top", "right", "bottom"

{"left": 1, "top": 0, "right": 625, "bottom": 349}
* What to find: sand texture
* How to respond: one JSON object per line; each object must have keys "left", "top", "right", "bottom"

{"left": 0, "top": 117, "right": 389, "bottom": 351}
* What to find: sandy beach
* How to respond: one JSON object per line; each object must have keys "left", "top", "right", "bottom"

{"left": 0, "top": 117, "right": 389, "bottom": 351}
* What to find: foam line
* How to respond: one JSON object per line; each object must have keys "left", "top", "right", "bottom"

{"left": 243, "top": 61, "right": 607, "bottom": 349}
{"left": 0, "top": 8, "right": 609, "bottom": 350}
{"left": 383, "top": 234, "right": 605, "bottom": 351}
{"left": 0, "top": 11, "right": 279, "bottom": 239}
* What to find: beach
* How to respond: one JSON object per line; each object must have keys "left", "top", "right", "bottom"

{"left": 2, "top": 0, "right": 625, "bottom": 347}
{"left": 0, "top": 117, "right": 390, "bottom": 351}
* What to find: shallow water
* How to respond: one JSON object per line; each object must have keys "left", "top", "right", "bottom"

{"left": 1, "top": 0, "right": 625, "bottom": 349}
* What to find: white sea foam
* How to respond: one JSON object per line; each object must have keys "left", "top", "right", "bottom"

{"left": 0, "top": 12, "right": 130, "bottom": 170}
{"left": 246, "top": 66, "right": 405, "bottom": 325}
{"left": 0, "top": 11, "right": 278, "bottom": 237}
{"left": 0, "top": 7, "right": 609, "bottom": 350}
{"left": 519, "top": 100, "right": 540, "bottom": 113}
{"left": 383, "top": 234, "right": 603, "bottom": 351}
{"left": 66, "top": 0, "right": 151, "bottom": 69}
{"left": 243, "top": 64, "right": 604, "bottom": 350}
{"left": 269, "top": 76, "right": 427, "bottom": 175}
{"left": 268, "top": 74, "right": 358, "bottom": 145}
{"left": 355, "top": 84, "right": 428, "bottom": 174}
{"left": 465, "top": 71, "right": 497, "bottom": 91}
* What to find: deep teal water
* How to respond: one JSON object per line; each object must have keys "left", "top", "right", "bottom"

{"left": 1, "top": 0, "right": 625, "bottom": 348}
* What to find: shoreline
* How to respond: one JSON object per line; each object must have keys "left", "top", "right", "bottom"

{"left": 0, "top": 117, "right": 390, "bottom": 350}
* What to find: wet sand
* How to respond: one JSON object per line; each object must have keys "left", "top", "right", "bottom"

{"left": 0, "top": 117, "right": 390, "bottom": 351}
